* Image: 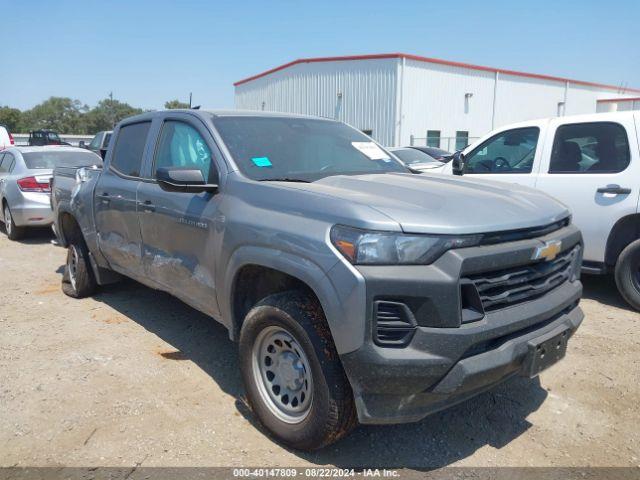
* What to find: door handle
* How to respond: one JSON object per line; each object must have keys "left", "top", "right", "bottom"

{"left": 97, "top": 192, "right": 110, "bottom": 204}
{"left": 597, "top": 186, "right": 631, "bottom": 195}
{"left": 139, "top": 200, "right": 155, "bottom": 213}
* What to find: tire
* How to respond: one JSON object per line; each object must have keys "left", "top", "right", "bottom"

{"left": 239, "top": 291, "right": 357, "bottom": 450}
{"left": 61, "top": 236, "right": 97, "bottom": 298}
{"left": 615, "top": 238, "right": 640, "bottom": 311}
{"left": 3, "top": 203, "right": 25, "bottom": 241}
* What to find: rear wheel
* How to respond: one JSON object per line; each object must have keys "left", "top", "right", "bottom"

{"left": 3, "top": 203, "right": 25, "bottom": 241}
{"left": 614, "top": 238, "right": 640, "bottom": 311}
{"left": 62, "top": 236, "right": 96, "bottom": 298}
{"left": 239, "top": 291, "right": 357, "bottom": 450}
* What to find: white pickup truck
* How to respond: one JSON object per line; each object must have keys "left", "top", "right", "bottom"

{"left": 440, "top": 111, "right": 640, "bottom": 309}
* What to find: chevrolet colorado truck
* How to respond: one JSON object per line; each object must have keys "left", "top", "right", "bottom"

{"left": 51, "top": 110, "right": 584, "bottom": 450}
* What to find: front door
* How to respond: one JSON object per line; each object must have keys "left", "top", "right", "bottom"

{"left": 137, "top": 117, "right": 222, "bottom": 317}
{"left": 94, "top": 121, "right": 151, "bottom": 277}
{"left": 535, "top": 118, "right": 640, "bottom": 264}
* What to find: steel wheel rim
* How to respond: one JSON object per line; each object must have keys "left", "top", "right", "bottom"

{"left": 251, "top": 325, "right": 313, "bottom": 424}
{"left": 4, "top": 207, "right": 11, "bottom": 235}
{"left": 68, "top": 245, "right": 79, "bottom": 291}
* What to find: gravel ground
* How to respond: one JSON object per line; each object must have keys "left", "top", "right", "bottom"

{"left": 0, "top": 228, "right": 638, "bottom": 468}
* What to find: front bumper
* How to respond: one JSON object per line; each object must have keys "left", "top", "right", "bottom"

{"left": 337, "top": 224, "right": 584, "bottom": 424}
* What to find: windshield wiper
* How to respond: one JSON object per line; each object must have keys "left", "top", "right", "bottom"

{"left": 259, "top": 178, "right": 311, "bottom": 183}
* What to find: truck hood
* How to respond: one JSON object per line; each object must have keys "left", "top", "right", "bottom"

{"left": 286, "top": 172, "right": 569, "bottom": 235}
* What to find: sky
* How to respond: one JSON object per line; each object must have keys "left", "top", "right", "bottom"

{"left": 1, "top": 0, "right": 638, "bottom": 111}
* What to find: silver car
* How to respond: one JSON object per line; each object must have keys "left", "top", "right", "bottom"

{"left": 0, "top": 146, "right": 101, "bottom": 240}
{"left": 388, "top": 147, "right": 445, "bottom": 171}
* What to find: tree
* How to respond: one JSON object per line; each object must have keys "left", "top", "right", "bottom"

{"left": 164, "top": 99, "right": 190, "bottom": 109}
{"left": 21, "top": 97, "right": 87, "bottom": 133}
{"left": 84, "top": 98, "right": 144, "bottom": 134}
{"left": 0, "top": 107, "right": 23, "bottom": 132}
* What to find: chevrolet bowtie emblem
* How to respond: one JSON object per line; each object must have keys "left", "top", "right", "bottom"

{"left": 532, "top": 240, "right": 562, "bottom": 261}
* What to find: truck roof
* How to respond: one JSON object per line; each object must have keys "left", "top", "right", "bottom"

{"left": 120, "top": 109, "right": 333, "bottom": 125}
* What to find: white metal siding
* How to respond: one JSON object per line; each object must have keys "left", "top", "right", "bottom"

{"left": 234, "top": 55, "right": 640, "bottom": 149}
{"left": 234, "top": 59, "right": 398, "bottom": 146}
{"left": 596, "top": 99, "right": 640, "bottom": 112}
{"left": 399, "top": 59, "right": 495, "bottom": 147}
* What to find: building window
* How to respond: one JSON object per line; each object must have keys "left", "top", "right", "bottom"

{"left": 361, "top": 129, "right": 373, "bottom": 137}
{"left": 427, "top": 130, "right": 441, "bottom": 148}
{"left": 455, "top": 131, "right": 469, "bottom": 151}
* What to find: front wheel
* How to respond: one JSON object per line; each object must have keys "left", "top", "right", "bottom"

{"left": 239, "top": 291, "right": 357, "bottom": 450}
{"left": 61, "top": 238, "right": 96, "bottom": 298}
{"left": 614, "top": 238, "right": 640, "bottom": 311}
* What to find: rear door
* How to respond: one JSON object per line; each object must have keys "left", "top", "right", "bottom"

{"left": 535, "top": 115, "right": 640, "bottom": 264}
{"left": 94, "top": 121, "right": 152, "bottom": 278}
{"left": 461, "top": 122, "right": 547, "bottom": 187}
{"left": 137, "top": 114, "right": 224, "bottom": 317}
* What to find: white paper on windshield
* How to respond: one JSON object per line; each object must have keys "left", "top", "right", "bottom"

{"left": 352, "top": 142, "right": 390, "bottom": 160}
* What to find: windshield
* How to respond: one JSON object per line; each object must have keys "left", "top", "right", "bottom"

{"left": 23, "top": 151, "right": 102, "bottom": 169}
{"left": 212, "top": 116, "right": 408, "bottom": 181}
{"left": 46, "top": 132, "right": 61, "bottom": 141}
{"left": 392, "top": 148, "right": 437, "bottom": 165}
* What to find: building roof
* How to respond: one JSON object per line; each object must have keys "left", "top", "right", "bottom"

{"left": 234, "top": 53, "right": 640, "bottom": 94}
{"left": 597, "top": 97, "right": 640, "bottom": 103}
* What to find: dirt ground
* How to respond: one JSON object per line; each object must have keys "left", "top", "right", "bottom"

{"left": 0, "top": 228, "right": 638, "bottom": 469}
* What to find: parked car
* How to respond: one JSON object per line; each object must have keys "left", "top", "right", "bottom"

{"left": 409, "top": 145, "right": 453, "bottom": 161}
{"left": 52, "top": 110, "right": 583, "bottom": 450}
{"left": 0, "top": 146, "right": 101, "bottom": 240}
{"left": 28, "top": 130, "right": 71, "bottom": 146}
{"left": 439, "top": 111, "right": 640, "bottom": 309}
{"left": 80, "top": 130, "right": 112, "bottom": 159}
{"left": 0, "top": 125, "right": 15, "bottom": 150}
{"left": 388, "top": 147, "right": 444, "bottom": 171}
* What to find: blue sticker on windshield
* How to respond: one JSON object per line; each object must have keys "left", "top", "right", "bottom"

{"left": 251, "top": 157, "right": 272, "bottom": 167}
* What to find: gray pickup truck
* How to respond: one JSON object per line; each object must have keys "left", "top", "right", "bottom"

{"left": 51, "top": 109, "right": 584, "bottom": 450}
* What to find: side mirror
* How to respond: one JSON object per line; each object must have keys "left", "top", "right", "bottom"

{"left": 156, "top": 167, "right": 218, "bottom": 193}
{"left": 452, "top": 151, "right": 465, "bottom": 176}
{"left": 78, "top": 141, "right": 85, "bottom": 148}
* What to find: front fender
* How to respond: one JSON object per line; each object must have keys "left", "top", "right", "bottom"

{"left": 220, "top": 245, "right": 365, "bottom": 355}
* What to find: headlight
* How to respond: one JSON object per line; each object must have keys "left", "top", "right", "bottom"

{"left": 330, "top": 225, "right": 482, "bottom": 265}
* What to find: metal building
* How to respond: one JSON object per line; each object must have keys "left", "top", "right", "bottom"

{"left": 234, "top": 53, "right": 640, "bottom": 149}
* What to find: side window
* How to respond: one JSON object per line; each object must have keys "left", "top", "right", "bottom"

{"left": 0, "top": 153, "right": 14, "bottom": 173}
{"left": 6, "top": 153, "right": 15, "bottom": 172}
{"left": 110, "top": 122, "right": 151, "bottom": 177}
{"left": 549, "top": 122, "right": 630, "bottom": 174}
{"left": 465, "top": 127, "right": 540, "bottom": 174}
{"left": 89, "top": 133, "right": 102, "bottom": 149}
{"left": 154, "top": 121, "right": 214, "bottom": 182}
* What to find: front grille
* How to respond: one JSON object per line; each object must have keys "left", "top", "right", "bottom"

{"left": 466, "top": 245, "right": 579, "bottom": 312}
{"left": 479, "top": 217, "right": 570, "bottom": 245}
